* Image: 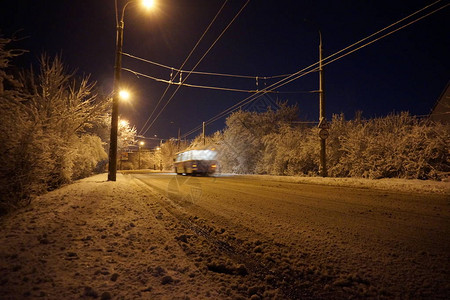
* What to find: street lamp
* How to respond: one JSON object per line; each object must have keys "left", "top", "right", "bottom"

{"left": 119, "top": 119, "right": 129, "bottom": 127}
{"left": 108, "top": 0, "right": 154, "bottom": 181}
{"left": 142, "top": 0, "right": 155, "bottom": 9}
{"left": 119, "top": 90, "right": 130, "bottom": 101}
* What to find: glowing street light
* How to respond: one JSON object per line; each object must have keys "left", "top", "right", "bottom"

{"left": 142, "top": 0, "right": 155, "bottom": 9}
{"left": 119, "top": 119, "right": 129, "bottom": 127}
{"left": 119, "top": 90, "right": 130, "bottom": 101}
{"left": 108, "top": 0, "right": 155, "bottom": 181}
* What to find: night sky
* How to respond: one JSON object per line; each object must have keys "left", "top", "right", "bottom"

{"left": 1, "top": 0, "right": 448, "bottom": 147}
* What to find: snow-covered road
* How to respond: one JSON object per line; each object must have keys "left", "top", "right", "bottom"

{"left": 131, "top": 173, "right": 450, "bottom": 298}
{"left": 0, "top": 172, "right": 448, "bottom": 299}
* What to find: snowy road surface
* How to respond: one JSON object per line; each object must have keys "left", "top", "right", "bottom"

{"left": 0, "top": 172, "right": 448, "bottom": 299}
{"left": 130, "top": 172, "right": 449, "bottom": 298}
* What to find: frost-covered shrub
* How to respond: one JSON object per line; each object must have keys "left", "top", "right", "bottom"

{"left": 260, "top": 125, "right": 319, "bottom": 176}
{"left": 329, "top": 112, "right": 449, "bottom": 180}
{"left": 219, "top": 104, "right": 298, "bottom": 174}
{"left": 0, "top": 44, "right": 109, "bottom": 214}
{"left": 162, "top": 139, "right": 188, "bottom": 170}
{"left": 72, "top": 135, "right": 107, "bottom": 179}
{"left": 0, "top": 124, "right": 53, "bottom": 212}
{"left": 212, "top": 108, "right": 448, "bottom": 180}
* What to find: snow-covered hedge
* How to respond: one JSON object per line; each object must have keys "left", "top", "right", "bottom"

{"left": 327, "top": 112, "right": 449, "bottom": 179}
{"left": 0, "top": 39, "right": 109, "bottom": 214}
{"left": 216, "top": 107, "right": 449, "bottom": 180}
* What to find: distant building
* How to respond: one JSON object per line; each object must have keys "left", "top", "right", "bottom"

{"left": 430, "top": 82, "right": 450, "bottom": 123}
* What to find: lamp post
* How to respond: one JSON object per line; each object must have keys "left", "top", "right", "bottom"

{"left": 108, "top": 0, "right": 154, "bottom": 181}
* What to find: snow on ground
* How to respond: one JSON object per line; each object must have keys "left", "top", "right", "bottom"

{"left": 237, "top": 174, "right": 450, "bottom": 195}
{"left": 0, "top": 172, "right": 448, "bottom": 299}
{"left": 0, "top": 174, "right": 230, "bottom": 299}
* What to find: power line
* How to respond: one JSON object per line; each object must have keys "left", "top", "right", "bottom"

{"left": 281, "top": 2, "right": 449, "bottom": 94}
{"left": 182, "top": 67, "right": 320, "bottom": 138}
{"left": 140, "top": 0, "right": 251, "bottom": 136}
{"left": 122, "top": 67, "right": 317, "bottom": 94}
{"left": 123, "top": 67, "right": 259, "bottom": 92}
{"left": 180, "top": 0, "right": 448, "bottom": 138}
{"left": 138, "top": 0, "right": 230, "bottom": 136}
{"left": 182, "top": 0, "right": 448, "bottom": 138}
{"left": 122, "top": 51, "right": 291, "bottom": 80}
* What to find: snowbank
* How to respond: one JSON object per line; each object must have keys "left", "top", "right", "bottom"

{"left": 229, "top": 174, "right": 450, "bottom": 195}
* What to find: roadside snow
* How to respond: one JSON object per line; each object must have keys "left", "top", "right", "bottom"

{"left": 235, "top": 174, "right": 450, "bottom": 195}
{"left": 0, "top": 174, "right": 227, "bottom": 299}
{"left": 1, "top": 172, "right": 448, "bottom": 299}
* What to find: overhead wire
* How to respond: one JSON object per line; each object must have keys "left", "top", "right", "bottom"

{"left": 272, "top": 1, "right": 450, "bottom": 99}
{"left": 180, "top": 0, "right": 448, "bottom": 138}
{"left": 123, "top": 67, "right": 259, "bottom": 92}
{"left": 122, "top": 67, "right": 317, "bottom": 93}
{"left": 138, "top": 0, "right": 230, "bottom": 136}
{"left": 122, "top": 51, "right": 291, "bottom": 79}
{"left": 182, "top": 0, "right": 448, "bottom": 137}
{"left": 126, "top": 0, "right": 444, "bottom": 87}
{"left": 140, "top": 0, "right": 252, "bottom": 136}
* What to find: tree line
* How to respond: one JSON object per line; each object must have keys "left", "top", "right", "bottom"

{"left": 0, "top": 38, "right": 126, "bottom": 214}
{"left": 181, "top": 103, "right": 449, "bottom": 180}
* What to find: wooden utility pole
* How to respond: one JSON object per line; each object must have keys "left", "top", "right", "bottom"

{"left": 178, "top": 128, "right": 181, "bottom": 151}
{"left": 107, "top": 19, "right": 124, "bottom": 181}
{"left": 202, "top": 122, "right": 206, "bottom": 146}
{"left": 318, "top": 30, "right": 328, "bottom": 177}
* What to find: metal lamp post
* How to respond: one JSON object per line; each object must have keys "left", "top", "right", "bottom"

{"left": 108, "top": 0, "right": 153, "bottom": 181}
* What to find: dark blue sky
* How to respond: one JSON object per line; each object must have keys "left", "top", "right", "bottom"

{"left": 1, "top": 1, "right": 448, "bottom": 146}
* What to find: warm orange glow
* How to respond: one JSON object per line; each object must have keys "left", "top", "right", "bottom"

{"left": 139, "top": 141, "right": 145, "bottom": 146}
{"left": 142, "top": 0, "right": 155, "bottom": 9}
{"left": 119, "top": 120, "right": 129, "bottom": 127}
{"left": 119, "top": 90, "right": 130, "bottom": 100}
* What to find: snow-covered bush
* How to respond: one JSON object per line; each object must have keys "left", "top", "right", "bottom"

{"left": 72, "top": 135, "right": 107, "bottom": 179}
{"left": 213, "top": 106, "right": 448, "bottom": 180}
{"left": 329, "top": 112, "right": 449, "bottom": 179}
{"left": 218, "top": 104, "right": 298, "bottom": 174}
{"left": 260, "top": 125, "right": 318, "bottom": 175}
{"left": 0, "top": 44, "right": 109, "bottom": 214}
{"left": 160, "top": 139, "right": 180, "bottom": 170}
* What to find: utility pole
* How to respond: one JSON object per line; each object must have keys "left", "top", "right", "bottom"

{"left": 318, "top": 30, "right": 328, "bottom": 177}
{"left": 202, "top": 122, "right": 206, "bottom": 146}
{"left": 138, "top": 141, "right": 145, "bottom": 169}
{"left": 178, "top": 128, "right": 181, "bottom": 152}
{"left": 107, "top": 19, "right": 124, "bottom": 181}
{"left": 107, "top": 1, "right": 154, "bottom": 181}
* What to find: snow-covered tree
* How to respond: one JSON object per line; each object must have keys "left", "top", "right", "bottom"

{"left": 0, "top": 48, "right": 109, "bottom": 213}
{"left": 118, "top": 120, "right": 137, "bottom": 152}
{"left": 328, "top": 112, "right": 449, "bottom": 179}
{"left": 219, "top": 103, "right": 298, "bottom": 173}
{"left": 261, "top": 124, "right": 319, "bottom": 176}
{"left": 160, "top": 139, "right": 179, "bottom": 170}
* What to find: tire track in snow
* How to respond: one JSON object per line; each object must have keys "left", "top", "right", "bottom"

{"left": 131, "top": 174, "right": 318, "bottom": 299}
